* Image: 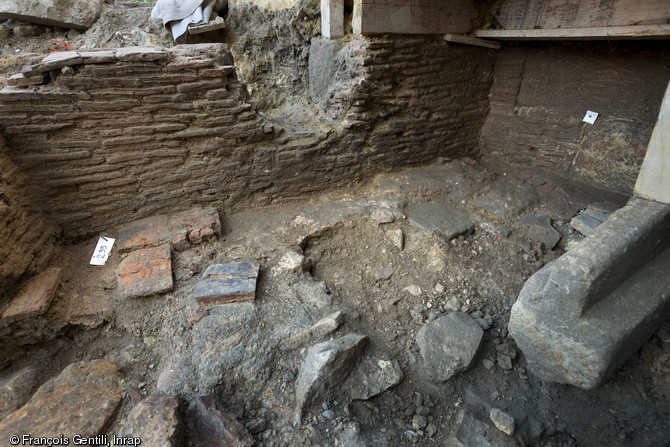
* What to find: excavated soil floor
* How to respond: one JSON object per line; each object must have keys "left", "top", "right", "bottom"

{"left": 2, "top": 159, "right": 669, "bottom": 447}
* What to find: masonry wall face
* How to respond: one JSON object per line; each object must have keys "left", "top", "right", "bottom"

{"left": 0, "top": 138, "right": 59, "bottom": 291}
{"left": 479, "top": 42, "right": 670, "bottom": 195}
{"left": 0, "top": 39, "right": 495, "bottom": 241}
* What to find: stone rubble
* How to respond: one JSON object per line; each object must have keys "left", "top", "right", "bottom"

{"left": 345, "top": 357, "right": 404, "bottom": 401}
{"left": 0, "top": 360, "right": 123, "bottom": 439}
{"left": 295, "top": 334, "right": 368, "bottom": 422}
{"left": 190, "top": 394, "right": 255, "bottom": 447}
{"left": 416, "top": 312, "right": 483, "bottom": 382}
{"left": 120, "top": 394, "right": 183, "bottom": 447}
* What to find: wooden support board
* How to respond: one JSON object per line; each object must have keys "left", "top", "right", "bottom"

{"left": 476, "top": 24, "right": 670, "bottom": 40}
{"left": 490, "top": 0, "right": 670, "bottom": 30}
{"left": 353, "top": 0, "right": 478, "bottom": 35}
{"left": 444, "top": 33, "right": 501, "bottom": 49}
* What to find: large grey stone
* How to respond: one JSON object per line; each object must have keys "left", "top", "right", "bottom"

{"left": 0, "top": 0, "right": 105, "bottom": 30}
{"left": 0, "top": 367, "right": 39, "bottom": 421}
{"left": 295, "top": 334, "right": 367, "bottom": 422}
{"left": 474, "top": 180, "right": 539, "bottom": 219}
{"left": 510, "top": 197, "right": 670, "bottom": 388}
{"left": 120, "top": 395, "right": 183, "bottom": 447}
{"left": 521, "top": 214, "right": 561, "bottom": 249}
{"left": 416, "top": 312, "right": 483, "bottom": 382}
{"left": 0, "top": 360, "right": 122, "bottom": 439}
{"left": 409, "top": 202, "right": 473, "bottom": 240}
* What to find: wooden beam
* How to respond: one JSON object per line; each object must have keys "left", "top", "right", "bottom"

{"left": 476, "top": 25, "right": 670, "bottom": 40}
{"left": 444, "top": 34, "right": 501, "bottom": 49}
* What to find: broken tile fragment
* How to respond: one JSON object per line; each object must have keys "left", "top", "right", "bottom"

{"left": 173, "top": 207, "right": 221, "bottom": 244}
{"left": 7, "top": 73, "right": 48, "bottom": 86}
{"left": 116, "top": 47, "right": 170, "bottom": 63}
{"left": 22, "top": 52, "right": 83, "bottom": 76}
{"left": 570, "top": 213, "right": 603, "bottom": 237}
{"left": 2, "top": 267, "right": 61, "bottom": 321}
{"left": 118, "top": 215, "right": 170, "bottom": 253}
{"left": 193, "top": 260, "right": 259, "bottom": 305}
{"left": 116, "top": 244, "right": 173, "bottom": 298}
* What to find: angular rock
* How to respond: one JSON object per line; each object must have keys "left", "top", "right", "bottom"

{"left": 409, "top": 202, "right": 473, "bottom": 239}
{"left": 386, "top": 229, "right": 404, "bottom": 250}
{"left": 277, "top": 250, "right": 309, "bottom": 273}
{"left": 0, "top": 367, "right": 39, "bottom": 421}
{"left": 281, "top": 311, "right": 344, "bottom": 350}
{"left": 370, "top": 208, "right": 395, "bottom": 226}
{"left": 449, "top": 410, "right": 522, "bottom": 447}
{"left": 0, "top": 360, "right": 122, "bottom": 439}
{"left": 345, "top": 357, "right": 403, "bottom": 400}
{"left": 120, "top": 394, "right": 183, "bottom": 447}
{"left": 191, "top": 394, "right": 254, "bottom": 447}
{"left": 490, "top": 408, "right": 516, "bottom": 435}
{"left": 116, "top": 244, "right": 173, "bottom": 298}
{"left": 521, "top": 214, "right": 561, "bottom": 249}
{"left": 157, "top": 357, "right": 193, "bottom": 395}
{"left": 416, "top": 312, "right": 483, "bottom": 382}
{"left": 2, "top": 267, "right": 61, "bottom": 321}
{"left": 372, "top": 267, "right": 393, "bottom": 282}
{"left": 480, "top": 222, "right": 512, "bottom": 239}
{"left": 510, "top": 197, "right": 670, "bottom": 388}
{"left": 295, "top": 334, "right": 367, "bottom": 422}
{"left": 339, "top": 422, "right": 367, "bottom": 447}
{"left": 0, "top": 0, "right": 105, "bottom": 30}
{"left": 193, "top": 261, "right": 259, "bottom": 305}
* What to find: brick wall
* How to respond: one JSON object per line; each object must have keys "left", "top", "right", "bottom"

{"left": 0, "top": 40, "right": 495, "bottom": 240}
{"left": 479, "top": 42, "right": 670, "bottom": 195}
{"left": 0, "top": 137, "right": 60, "bottom": 292}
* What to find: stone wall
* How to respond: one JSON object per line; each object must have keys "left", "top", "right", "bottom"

{"left": 479, "top": 42, "right": 670, "bottom": 195}
{"left": 0, "top": 137, "right": 60, "bottom": 292}
{"left": 0, "top": 39, "right": 495, "bottom": 240}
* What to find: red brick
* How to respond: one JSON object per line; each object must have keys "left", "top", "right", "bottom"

{"left": 2, "top": 267, "right": 61, "bottom": 321}
{"left": 116, "top": 244, "right": 173, "bottom": 298}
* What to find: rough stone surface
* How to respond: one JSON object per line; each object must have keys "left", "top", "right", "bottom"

{"left": 490, "top": 407, "right": 516, "bottom": 435}
{"left": 409, "top": 202, "right": 473, "bottom": 240}
{"left": 2, "top": 267, "right": 61, "bottom": 321}
{"left": 510, "top": 197, "right": 670, "bottom": 388}
{"left": 120, "top": 394, "right": 183, "bottom": 447}
{"left": 0, "top": 139, "right": 59, "bottom": 291}
{"left": 0, "top": 367, "right": 39, "bottom": 421}
{"left": 339, "top": 422, "right": 367, "bottom": 447}
{"left": 0, "top": 0, "right": 105, "bottom": 30}
{"left": 521, "top": 214, "right": 561, "bottom": 249}
{"left": 295, "top": 333, "right": 367, "bottom": 421}
{"left": 191, "top": 394, "right": 254, "bottom": 447}
{"left": 0, "top": 360, "right": 122, "bottom": 439}
{"left": 116, "top": 244, "right": 173, "bottom": 298}
{"left": 386, "top": 229, "right": 404, "bottom": 250}
{"left": 281, "top": 311, "right": 344, "bottom": 350}
{"left": 416, "top": 312, "right": 483, "bottom": 382}
{"left": 193, "top": 260, "right": 259, "bottom": 305}
{"left": 345, "top": 357, "right": 403, "bottom": 401}
{"left": 277, "top": 250, "right": 309, "bottom": 273}
{"left": 449, "top": 410, "right": 522, "bottom": 447}
{"left": 474, "top": 181, "right": 539, "bottom": 219}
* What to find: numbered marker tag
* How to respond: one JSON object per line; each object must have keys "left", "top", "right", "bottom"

{"left": 90, "top": 236, "right": 115, "bottom": 266}
{"left": 583, "top": 110, "right": 598, "bottom": 124}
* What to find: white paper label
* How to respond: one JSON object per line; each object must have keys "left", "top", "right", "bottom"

{"left": 583, "top": 110, "right": 599, "bottom": 124}
{"left": 90, "top": 236, "right": 115, "bottom": 266}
